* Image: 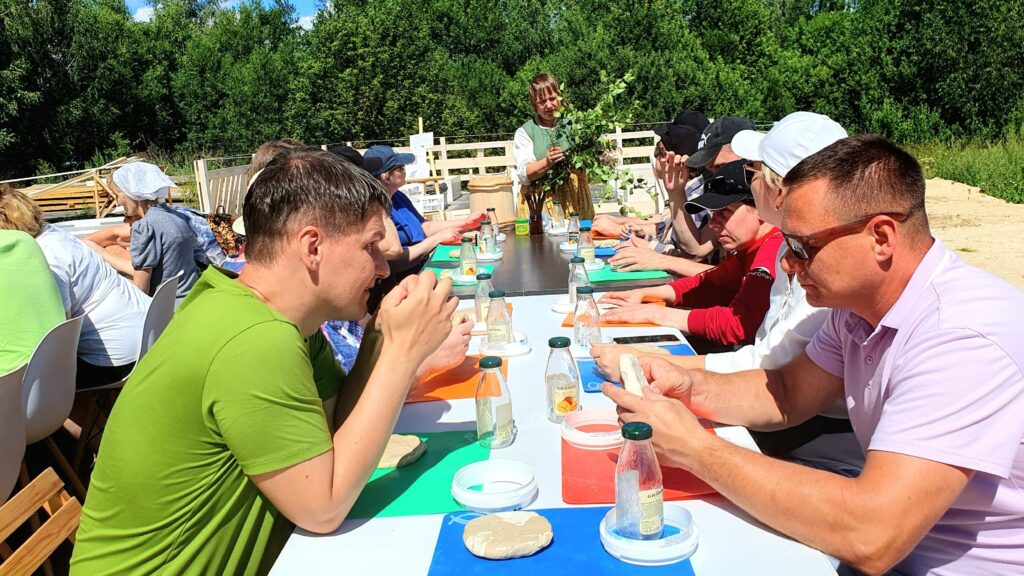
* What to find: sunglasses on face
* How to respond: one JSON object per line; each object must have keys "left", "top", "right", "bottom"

{"left": 782, "top": 211, "right": 914, "bottom": 261}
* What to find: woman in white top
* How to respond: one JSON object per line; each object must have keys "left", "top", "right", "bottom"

{"left": 0, "top": 188, "right": 150, "bottom": 387}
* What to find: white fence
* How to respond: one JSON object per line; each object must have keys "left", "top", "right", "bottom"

{"left": 194, "top": 129, "right": 658, "bottom": 217}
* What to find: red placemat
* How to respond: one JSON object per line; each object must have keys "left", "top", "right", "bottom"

{"left": 560, "top": 300, "right": 667, "bottom": 328}
{"left": 561, "top": 422, "right": 718, "bottom": 504}
{"left": 405, "top": 354, "right": 508, "bottom": 403}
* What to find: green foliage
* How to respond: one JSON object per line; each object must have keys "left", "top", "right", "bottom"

{"left": 908, "top": 137, "right": 1024, "bottom": 204}
{"left": 0, "top": 0, "right": 1022, "bottom": 212}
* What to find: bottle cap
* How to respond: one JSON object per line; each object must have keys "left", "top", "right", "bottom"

{"left": 479, "top": 356, "right": 502, "bottom": 369}
{"left": 575, "top": 286, "right": 594, "bottom": 295}
{"left": 488, "top": 289, "right": 506, "bottom": 298}
{"left": 553, "top": 199, "right": 561, "bottom": 205}
{"left": 570, "top": 256, "right": 585, "bottom": 264}
{"left": 476, "top": 273, "right": 492, "bottom": 280}
{"left": 622, "top": 422, "right": 653, "bottom": 440}
{"left": 482, "top": 219, "right": 491, "bottom": 225}
{"left": 487, "top": 207, "right": 496, "bottom": 211}
{"left": 570, "top": 211, "right": 580, "bottom": 216}
{"left": 580, "top": 226, "right": 592, "bottom": 232}
{"left": 548, "top": 336, "right": 571, "bottom": 349}
{"left": 461, "top": 236, "right": 473, "bottom": 243}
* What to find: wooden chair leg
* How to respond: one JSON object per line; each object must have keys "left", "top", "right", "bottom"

{"left": 16, "top": 462, "right": 54, "bottom": 576}
{"left": 43, "top": 437, "right": 87, "bottom": 502}
{"left": 72, "top": 394, "right": 101, "bottom": 473}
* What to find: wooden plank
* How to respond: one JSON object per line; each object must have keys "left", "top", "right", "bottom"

{"left": 0, "top": 497, "right": 80, "bottom": 576}
{"left": 0, "top": 469, "right": 62, "bottom": 544}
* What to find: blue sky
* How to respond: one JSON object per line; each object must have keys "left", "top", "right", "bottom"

{"left": 126, "top": 0, "right": 320, "bottom": 29}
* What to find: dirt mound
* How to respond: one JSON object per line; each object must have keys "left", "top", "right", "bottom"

{"left": 927, "top": 178, "right": 1024, "bottom": 289}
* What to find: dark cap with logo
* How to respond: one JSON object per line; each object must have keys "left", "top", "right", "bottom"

{"left": 684, "top": 116, "right": 756, "bottom": 169}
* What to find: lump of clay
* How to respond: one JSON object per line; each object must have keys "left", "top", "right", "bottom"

{"left": 619, "top": 353, "right": 649, "bottom": 396}
{"left": 463, "top": 511, "right": 553, "bottom": 560}
{"left": 377, "top": 434, "right": 426, "bottom": 469}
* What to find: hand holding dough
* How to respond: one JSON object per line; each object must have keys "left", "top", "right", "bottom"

{"left": 619, "top": 354, "right": 649, "bottom": 396}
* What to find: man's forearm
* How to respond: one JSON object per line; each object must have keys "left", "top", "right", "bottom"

{"left": 687, "top": 368, "right": 791, "bottom": 427}
{"left": 660, "top": 254, "right": 714, "bottom": 278}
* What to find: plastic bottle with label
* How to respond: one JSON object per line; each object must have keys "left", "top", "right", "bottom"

{"left": 474, "top": 273, "right": 494, "bottom": 322}
{"left": 479, "top": 219, "right": 493, "bottom": 253}
{"left": 475, "top": 356, "right": 516, "bottom": 449}
{"left": 615, "top": 422, "right": 664, "bottom": 540}
{"left": 573, "top": 285, "right": 601, "bottom": 349}
{"left": 568, "top": 256, "right": 591, "bottom": 305}
{"left": 577, "top": 226, "right": 596, "bottom": 265}
{"left": 486, "top": 289, "right": 513, "bottom": 345}
{"left": 567, "top": 211, "right": 581, "bottom": 244}
{"left": 459, "top": 236, "right": 478, "bottom": 277}
{"left": 544, "top": 336, "right": 581, "bottom": 423}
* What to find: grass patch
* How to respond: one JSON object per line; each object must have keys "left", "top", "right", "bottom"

{"left": 908, "top": 136, "right": 1024, "bottom": 204}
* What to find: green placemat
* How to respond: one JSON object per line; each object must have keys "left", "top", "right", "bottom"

{"left": 588, "top": 265, "right": 669, "bottom": 282}
{"left": 426, "top": 264, "right": 494, "bottom": 285}
{"left": 430, "top": 246, "right": 462, "bottom": 263}
{"left": 348, "top": 430, "right": 489, "bottom": 519}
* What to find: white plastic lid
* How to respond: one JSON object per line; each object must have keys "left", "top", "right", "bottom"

{"left": 561, "top": 409, "right": 623, "bottom": 450}
{"left": 599, "top": 504, "right": 699, "bottom": 566}
{"left": 478, "top": 332, "right": 531, "bottom": 357}
{"left": 451, "top": 459, "right": 538, "bottom": 513}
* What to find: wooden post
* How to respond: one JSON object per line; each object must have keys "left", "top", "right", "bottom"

{"left": 418, "top": 116, "right": 424, "bottom": 134}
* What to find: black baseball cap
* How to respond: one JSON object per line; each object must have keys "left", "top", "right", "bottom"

{"left": 685, "top": 116, "right": 756, "bottom": 169}
{"left": 653, "top": 109, "right": 709, "bottom": 136}
{"left": 328, "top": 145, "right": 385, "bottom": 175}
{"left": 658, "top": 124, "right": 702, "bottom": 157}
{"left": 684, "top": 160, "right": 753, "bottom": 214}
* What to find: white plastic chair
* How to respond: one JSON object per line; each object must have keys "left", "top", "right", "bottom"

{"left": 71, "top": 272, "right": 181, "bottom": 472}
{"left": 0, "top": 364, "right": 27, "bottom": 504}
{"left": 20, "top": 315, "right": 86, "bottom": 499}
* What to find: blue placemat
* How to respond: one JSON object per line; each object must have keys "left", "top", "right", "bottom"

{"left": 595, "top": 246, "right": 616, "bottom": 257}
{"left": 578, "top": 344, "right": 695, "bottom": 393}
{"left": 427, "top": 506, "right": 695, "bottom": 576}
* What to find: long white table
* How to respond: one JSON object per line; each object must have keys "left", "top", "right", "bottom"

{"left": 271, "top": 293, "right": 838, "bottom": 576}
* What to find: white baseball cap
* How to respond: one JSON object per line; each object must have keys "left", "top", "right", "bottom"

{"left": 731, "top": 112, "right": 848, "bottom": 178}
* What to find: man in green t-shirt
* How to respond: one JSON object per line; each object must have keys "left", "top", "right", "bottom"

{"left": 71, "top": 149, "right": 458, "bottom": 575}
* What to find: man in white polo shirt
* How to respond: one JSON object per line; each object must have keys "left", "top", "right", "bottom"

{"left": 605, "top": 134, "right": 1024, "bottom": 575}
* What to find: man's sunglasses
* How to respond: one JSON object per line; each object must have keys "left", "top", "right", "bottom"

{"left": 783, "top": 211, "right": 914, "bottom": 261}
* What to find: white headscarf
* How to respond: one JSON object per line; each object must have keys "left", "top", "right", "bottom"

{"left": 112, "top": 162, "right": 176, "bottom": 201}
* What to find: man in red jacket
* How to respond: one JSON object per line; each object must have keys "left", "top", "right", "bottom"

{"left": 601, "top": 160, "right": 783, "bottom": 350}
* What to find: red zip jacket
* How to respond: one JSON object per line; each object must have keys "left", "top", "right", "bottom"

{"left": 668, "top": 227, "right": 783, "bottom": 346}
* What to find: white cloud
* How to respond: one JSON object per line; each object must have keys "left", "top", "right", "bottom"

{"left": 133, "top": 5, "right": 154, "bottom": 22}
{"left": 297, "top": 15, "right": 314, "bottom": 30}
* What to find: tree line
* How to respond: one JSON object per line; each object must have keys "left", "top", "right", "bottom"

{"left": 2, "top": 0, "right": 1022, "bottom": 179}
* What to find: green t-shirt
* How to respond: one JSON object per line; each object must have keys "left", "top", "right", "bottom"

{"left": 0, "top": 230, "right": 64, "bottom": 374}
{"left": 71, "top": 267, "right": 344, "bottom": 576}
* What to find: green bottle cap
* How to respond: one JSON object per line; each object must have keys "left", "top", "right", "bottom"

{"left": 553, "top": 200, "right": 561, "bottom": 205}
{"left": 482, "top": 219, "right": 491, "bottom": 225}
{"left": 580, "top": 226, "right": 591, "bottom": 232}
{"left": 488, "top": 290, "right": 506, "bottom": 298}
{"left": 570, "top": 256, "right": 585, "bottom": 263}
{"left": 476, "top": 273, "right": 492, "bottom": 280}
{"left": 622, "top": 422, "right": 653, "bottom": 440}
{"left": 576, "top": 286, "right": 594, "bottom": 295}
{"left": 461, "top": 236, "right": 473, "bottom": 243}
{"left": 548, "top": 336, "right": 571, "bottom": 348}
{"left": 479, "top": 356, "right": 502, "bottom": 369}
{"left": 570, "top": 211, "right": 579, "bottom": 216}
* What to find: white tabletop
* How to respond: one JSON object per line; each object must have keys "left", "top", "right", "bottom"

{"left": 271, "top": 293, "right": 838, "bottom": 576}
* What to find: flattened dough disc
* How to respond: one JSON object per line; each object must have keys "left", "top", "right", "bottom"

{"left": 462, "top": 511, "right": 553, "bottom": 560}
{"left": 377, "top": 434, "right": 426, "bottom": 469}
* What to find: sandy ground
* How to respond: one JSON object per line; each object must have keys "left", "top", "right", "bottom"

{"left": 924, "top": 178, "right": 1024, "bottom": 289}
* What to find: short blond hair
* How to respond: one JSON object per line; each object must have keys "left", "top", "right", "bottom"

{"left": 0, "top": 185, "right": 44, "bottom": 237}
{"left": 760, "top": 164, "right": 785, "bottom": 191}
{"left": 248, "top": 138, "right": 306, "bottom": 180}
{"left": 529, "top": 73, "right": 561, "bottom": 103}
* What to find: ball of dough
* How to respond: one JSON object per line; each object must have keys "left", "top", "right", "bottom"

{"left": 377, "top": 434, "right": 426, "bottom": 469}
{"left": 462, "top": 511, "right": 553, "bottom": 560}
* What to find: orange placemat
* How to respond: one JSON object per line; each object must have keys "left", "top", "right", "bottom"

{"left": 406, "top": 354, "right": 508, "bottom": 403}
{"left": 560, "top": 300, "right": 667, "bottom": 328}
{"left": 561, "top": 421, "right": 717, "bottom": 504}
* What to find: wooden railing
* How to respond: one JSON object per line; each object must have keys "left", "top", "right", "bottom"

{"left": 192, "top": 129, "right": 658, "bottom": 217}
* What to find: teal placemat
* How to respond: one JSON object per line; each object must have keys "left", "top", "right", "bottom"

{"left": 348, "top": 430, "right": 489, "bottom": 519}
{"left": 588, "top": 265, "right": 669, "bottom": 282}
{"left": 430, "top": 247, "right": 462, "bottom": 263}
{"left": 426, "top": 264, "right": 494, "bottom": 285}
